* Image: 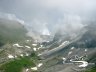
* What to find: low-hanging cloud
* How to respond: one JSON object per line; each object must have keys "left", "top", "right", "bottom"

{"left": 36, "top": 0, "right": 96, "bottom": 35}
{"left": 26, "top": 0, "right": 96, "bottom": 35}
{"left": 39, "top": 0, "right": 96, "bottom": 14}
{"left": 28, "top": 19, "right": 50, "bottom": 35}
{"left": 0, "top": 0, "right": 96, "bottom": 40}
{"left": 51, "top": 14, "right": 85, "bottom": 36}
{"left": 0, "top": 12, "right": 25, "bottom": 24}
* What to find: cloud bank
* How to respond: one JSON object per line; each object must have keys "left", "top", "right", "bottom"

{"left": 25, "top": 0, "right": 96, "bottom": 36}
{"left": 0, "top": 0, "right": 96, "bottom": 39}
{"left": 0, "top": 12, "right": 25, "bottom": 24}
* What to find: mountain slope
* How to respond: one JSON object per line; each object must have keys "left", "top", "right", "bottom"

{"left": 0, "top": 18, "right": 28, "bottom": 46}
{"left": 39, "top": 24, "right": 96, "bottom": 72}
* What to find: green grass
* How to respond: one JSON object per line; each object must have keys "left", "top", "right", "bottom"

{"left": 0, "top": 57, "right": 36, "bottom": 72}
{"left": 86, "top": 53, "right": 96, "bottom": 72}
{"left": 86, "top": 66, "right": 96, "bottom": 72}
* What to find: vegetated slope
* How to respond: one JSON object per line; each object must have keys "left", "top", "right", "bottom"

{"left": 0, "top": 18, "right": 39, "bottom": 72}
{"left": 85, "top": 66, "right": 96, "bottom": 72}
{"left": 0, "top": 18, "right": 28, "bottom": 45}
{"left": 86, "top": 53, "right": 96, "bottom": 72}
{"left": 0, "top": 56, "right": 38, "bottom": 72}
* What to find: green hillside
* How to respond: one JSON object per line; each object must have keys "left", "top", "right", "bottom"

{"left": 0, "top": 57, "right": 36, "bottom": 72}
{"left": 0, "top": 18, "right": 28, "bottom": 45}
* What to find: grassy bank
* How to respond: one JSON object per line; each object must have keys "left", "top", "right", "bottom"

{"left": 0, "top": 56, "right": 37, "bottom": 72}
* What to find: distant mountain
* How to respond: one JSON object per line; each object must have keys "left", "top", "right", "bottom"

{"left": 39, "top": 24, "right": 96, "bottom": 72}
{"left": 0, "top": 18, "right": 28, "bottom": 46}
{"left": 67, "top": 24, "right": 96, "bottom": 48}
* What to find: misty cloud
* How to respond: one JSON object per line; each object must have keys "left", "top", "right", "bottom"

{"left": 0, "top": 12, "right": 25, "bottom": 24}
{"left": 39, "top": 0, "right": 96, "bottom": 14}
{"left": 0, "top": 0, "right": 96, "bottom": 38}
{"left": 28, "top": 19, "right": 50, "bottom": 35}
{"left": 51, "top": 14, "right": 85, "bottom": 36}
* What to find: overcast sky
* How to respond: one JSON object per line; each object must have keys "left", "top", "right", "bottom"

{"left": 0, "top": 0, "right": 96, "bottom": 35}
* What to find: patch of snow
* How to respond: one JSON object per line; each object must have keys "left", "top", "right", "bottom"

{"left": 26, "top": 69, "right": 29, "bottom": 72}
{"left": 37, "top": 47, "right": 42, "bottom": 50}
{"left": 62, "top": 57, "right": 66, "bottom": 61}
{"left": 13, "top": 43, "right": 23, "bottom": 47}
{"left": 40, "top": 45, "right": 43, "bottom": 47}
{"left": 32, "top": 44, "right": 37, "bottom": 46}
{"left": 25, "top": 45, "right": 31, "bottom": 49}
{"left": 85, "top": 49, "right": 88, "bottom": 52}
{"left": 31, "top": 67, "right": 38, "bottom": 71}
{"left": 62, "top": 57, "right": 66, "bottom": 64}
{"left": 59, "top": 41, "right": 69, "bottom": 47}
{"left": 26, "top": 40, "right": 30, "bottom": 42}
{"left": 68, "top": 51, "right": 72, "bottom": 55}
{"left": 37, "top": 63, "right": 43, "bottom": 67}
{"left": 8, "top": 54, "right": 14, "bottom": 59}
{"left": 20, "top": 54, "right": 24, "bottom": 57}
{"left": 71, "top": 47, "right": 75, "bottom": 50}
{"left": 33, "top": 48, "right": 37, "bottom": 51}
